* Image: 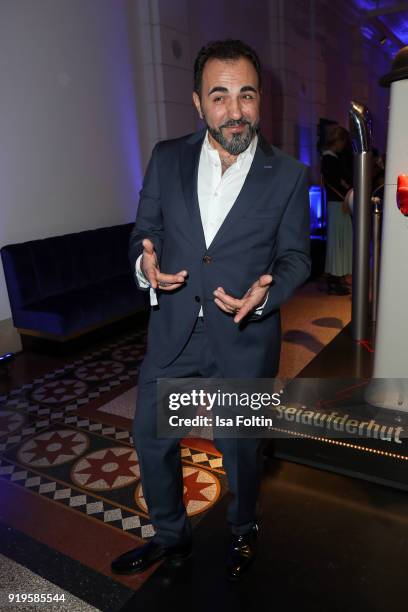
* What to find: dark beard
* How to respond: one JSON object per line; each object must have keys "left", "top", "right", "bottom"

{"left": 206, "top": 118, "right": 258, "bottom": 155}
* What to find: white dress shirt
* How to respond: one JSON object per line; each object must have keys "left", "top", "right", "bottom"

{"left": 197, "top": 131, "right": 257, "bottom": 247}
{"left": 136, "top": 131, "right": 267, "bottom": 316}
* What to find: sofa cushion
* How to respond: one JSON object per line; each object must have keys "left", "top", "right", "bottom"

{"left": 16, "top": 275, "right": 145, "bottom": 336}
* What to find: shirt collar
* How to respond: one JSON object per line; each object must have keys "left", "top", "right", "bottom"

{"left": 203, "top": 130, "right": 258, "bottom": 167}
{"left": 322, "top": 150, "right": 338, "bottom": 158}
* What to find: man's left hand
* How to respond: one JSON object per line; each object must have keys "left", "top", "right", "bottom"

{"left": 213, "top": 275, "right": 273, "bottom": 324}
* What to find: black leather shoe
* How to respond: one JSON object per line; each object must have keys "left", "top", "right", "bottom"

{"left": 111, "top": 539, "right": 192, "bottom": 575}
{"left": 226, "top": 524, "right": 258, "bottom": 582}
{"left": 327, "top": 283, "right": 350, "bottom": 295}
{"left": 327, "top": 275, "right": 350, "bottom": 296}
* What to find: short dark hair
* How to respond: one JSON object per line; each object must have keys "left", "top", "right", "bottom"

{"left": 193, "top": 39, "right": 262, "bottom": 96}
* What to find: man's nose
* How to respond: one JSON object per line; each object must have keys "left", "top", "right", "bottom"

{"left": 227, "top": 97, "right": 243, "bottom": 119}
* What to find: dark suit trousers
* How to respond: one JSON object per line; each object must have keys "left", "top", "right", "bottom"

{"left": 133, "top": 318, "right": 263, "bottom": 546}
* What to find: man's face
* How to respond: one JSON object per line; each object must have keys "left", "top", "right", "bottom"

{"left": 193, "top": 57, "right": 261, "bottom": 155}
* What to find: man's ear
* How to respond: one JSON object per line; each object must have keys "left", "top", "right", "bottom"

{"left": 192, "top": 91, "right": 203, "bottom": 119}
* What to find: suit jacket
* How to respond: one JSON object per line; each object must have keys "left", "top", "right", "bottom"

{"left": 129, "top": 129, "right": 311, "bottom": 377}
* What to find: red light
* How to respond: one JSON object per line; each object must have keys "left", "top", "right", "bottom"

{"left": 397, "top": 175, "right": 408, "bottom": 217}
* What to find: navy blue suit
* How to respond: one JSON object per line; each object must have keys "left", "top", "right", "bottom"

{"left": 129, "top": 129, "right": 310, "bottom": 544}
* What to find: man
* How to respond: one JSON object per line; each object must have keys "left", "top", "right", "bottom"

{"left": 111, "top": 39, "right": 310, "bottom": 581}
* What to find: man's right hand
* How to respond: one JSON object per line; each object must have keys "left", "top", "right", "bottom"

{"left": 141, "top": 238, "right": 188, "bottom": 291}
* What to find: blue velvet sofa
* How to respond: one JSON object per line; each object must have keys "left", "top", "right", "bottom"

{"left": 1, "top": 223, "right": 146, "bottom": 341}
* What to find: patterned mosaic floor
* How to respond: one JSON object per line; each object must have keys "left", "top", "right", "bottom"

{"left": 0, "top": 328, "right": 226, "bottom": 593}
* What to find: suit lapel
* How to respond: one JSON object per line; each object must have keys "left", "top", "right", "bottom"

{"left": 207, "top": 134, "right": 277, "bottom": 253}
{"left": 180, "top": 130, "right": 207, "bottom": 252}
{"left": 179, "top": 131, "right": 280, "bottom": 254}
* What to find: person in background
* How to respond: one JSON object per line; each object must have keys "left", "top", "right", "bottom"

{"left": 321, "top": 125, "right": 353, "bottom": 295}
{"left": 338, "top": 131, "right": 354, "bottom": 188}
{"left": 372, "top": 148, "right": 385, "bottom": 199}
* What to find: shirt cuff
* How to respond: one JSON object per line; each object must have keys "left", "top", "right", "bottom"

{"left": 253, "top": 292, "right": 269, "bottom": 316}
{"left": 135, "top": 255, "right": 158, "bottom": 306}
{"left": 135, "top": 254, "right": 149, "bottom": 287}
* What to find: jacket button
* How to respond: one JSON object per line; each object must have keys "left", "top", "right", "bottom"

{"left": 203, "top": 255, "right": 212, "bottom": 263}
{"left": 195, "top": 296, "right": 201, "bottom": 303}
